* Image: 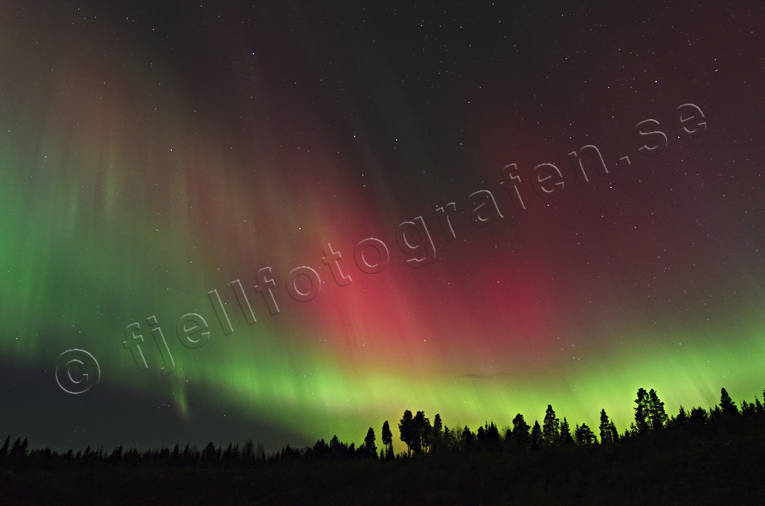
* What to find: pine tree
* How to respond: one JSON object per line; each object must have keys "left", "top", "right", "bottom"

{"left": 511, "top": 413, "right": 530, "bottom": 450}
{"left": 599, "top": 409, "right": 615, "bottom": 445}
{"left": 443, "top": 426, "right": 455, "bottom": 451}
{"left": 530, "top": 421, "right": 542, "bottom": 450}
{"left": 483, "top": 422, "right": 500, "bottom": 450}
{"left": 202, "top": 442, "right": 218, "bottom": 462}
{"left": 575, "top": 424, "right": 597, "bottom": 446}
{"left": 560, "top": 418, "right": 574, "bottom": 445}
{"left": 542, "top": 404, "right": 561, "bottom": 446}
{"left": 648, "top": 389, "right": 668, "bottom": 430}
{"left": 398, "top": 410, "right": 414, "bottom": 455}
{"left": 676, "top": 406, "right": 688, "bottom": 425}
{"left": 433, "top": 413, "right": 443, "bottom": 436}
{"left": 720, "top": 388, "right": 738, "bottom": 416}
{"left": 634, "top": 388, "right": 650, "bottom": 433}
{"left": 363, "top": 427, "right": 376, "bottom": 457}
{"left": 427, "top": 413, "right": 443, "bottom": 452}
{"left": 461, "top": 426, "right": 475, "bottom": 450}
{"left": 689, "top": 407, "right": 708, "bottom": 424}
{"left": 381, "top": 420, "right": 393, "bottom": 459}
{"left": 412, "top": 411, "right": 431, "bottom": 454}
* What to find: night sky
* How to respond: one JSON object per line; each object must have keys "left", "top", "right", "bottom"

{"left": 1, "top": 1, "right": 764, "bottom": 452}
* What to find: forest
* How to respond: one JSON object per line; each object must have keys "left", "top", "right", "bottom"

{"left": 2, "top": 386, "right": 764, "bottom": 505}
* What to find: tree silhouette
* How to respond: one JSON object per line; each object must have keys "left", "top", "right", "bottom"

{"left": 634, "top": 388, "right": 650, "bottom": 433}
{"left": 530, "top": 421, "right": 542, "bottom": 450}
{"left": 398, "top": 410, "right": 414, "bottom": 455}
{"left": 2, "top": 379, "right": 763, "bottom": 505}
{"left": 477, "top": 422, "right": 500, "bottom": 451}
{"left": 364, "top": 427, "right": 376, "bottom": 457}
{"left": 675, "top": 406, "right": 688, "bottom": 426}
{"left": 412, "top": 411, "right": 431, "bottom": 454}
{"left": 560, "top": 418, "right": 574, "bottom": 445}
{"left": 426, "top": 413, "right": 443, "bottom": 452}
{"left": 720, "top": 388, "right": 738, "bottom": 416}
{"left": 381, "top": 421, "right": 393, "bottom": 460}
{"left": 599, "top": 409, "right": 617, "bottom": 445}
{"left": 647, "top": 389, "right": 668, "bottom": 430}
{"left": 442, "top": 426, "right": 456, "bottom": 450}
{"left": 433, "top": 413, "right": 443, "bottom": 435}
{"left": 461, "top": 426, "right": 475, "bottom": 450}
{"left": 689, "top": 407, "right": 708, "bottom": 424}
{"left": 542, "top": 404, "right": 561, "bottom": 447}
{"left": 511, "top": 413, "right": 530, "bottom": 450}
{"left": 574, "top": 424, "right": 596, "bottom": 446}
{"left": 202, "top": 442, "right": 218, "bottom": 462}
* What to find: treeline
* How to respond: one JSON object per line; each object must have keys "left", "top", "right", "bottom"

{"left": 1, "top": 386, "right": 763, "bottom": 468}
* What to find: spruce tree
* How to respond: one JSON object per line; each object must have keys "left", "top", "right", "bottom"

{"left": 599, "top": 409, "right": 615, "bottom": 444}
{"left": 381, "top": 420, "right": 393, "bottom": 459}
{"left": 412, "top": 411, "right": 430, "bottom": 454}
{"left": 542, "top": 404, "right": 561, "bottom": 446}
{"left": 433, "top": 413, "right": 443, "bottom": 436}
{"left": 364, "top": 427, "right": 377, "bottom": 457}
{"left": 634, "top": 388, "right": 650, "bottom": 433}
{"left": 719, "top": 388, "right": 738, "bottom": 416}
{"left": 676, "top": 406, "right": 688, "bottom": 425}
{"left": 512, "top": 413, "right": 530, "bottom": 450}
{"left": 398, "top": 410, "right": 414, "bottom": 455}
{"left": 560, "top": 418, "right": 574, "bottom": 445}
{"left": 575, "top": 424, "right": 597, "bottom": 446}
{"left": 530, "top": 421, "right": 542, "bottom": 450}
{"left": 648, "top": 389, "right": 668, "bottom": 430}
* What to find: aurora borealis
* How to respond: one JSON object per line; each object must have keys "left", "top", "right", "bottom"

{"left": 2, "top": 1, "right": 764, "bottom": 451}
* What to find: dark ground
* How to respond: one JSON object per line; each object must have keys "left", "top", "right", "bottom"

{"left": 2, "top": 413, "right": 763, "bottom": 505}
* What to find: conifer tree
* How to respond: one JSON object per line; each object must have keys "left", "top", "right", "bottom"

{"left": 634, "top": 388, "right": 650, "bottom": 433}
{"left": 530, "top": 421, "right": 542, "bottom": 450}
{"left": 689, "top": 407, "right": 708, "bottom": 424}
{"left": 599, "top": 409, "right": 615, "bottom": 445}
{"left": 398, "top": 410, "right": 414, "bottom": 455}
{"left": 719, "top": 388, "right": 738, "bottom": 416}
{"left": 647, "top": 389, "right": 668, "bottom": 430}
{"left": 511, "top": 413, "right": 530, "bottom": 450}
{"left": 381, "top": 420, "right": 393, "bottom": 459}
{"left": 412, "top": 411, "right": 431, "bottom": 454}
{"left": 433, "top": 413, "right": 443, "bottom": 436}
{"left": 560, "top": 418, "right": 574, "bottom": 445}
{"left": 542, "top": 404, "right": 561, "bottom": 446}
{"left": 364, "top": 427, "right": 376, "bottom": 457}
{"left": 575, "top": 424, "right": 597, "bottom": 446}
{"left": 676, "top": 406, "right": 688, "bottom": 425}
